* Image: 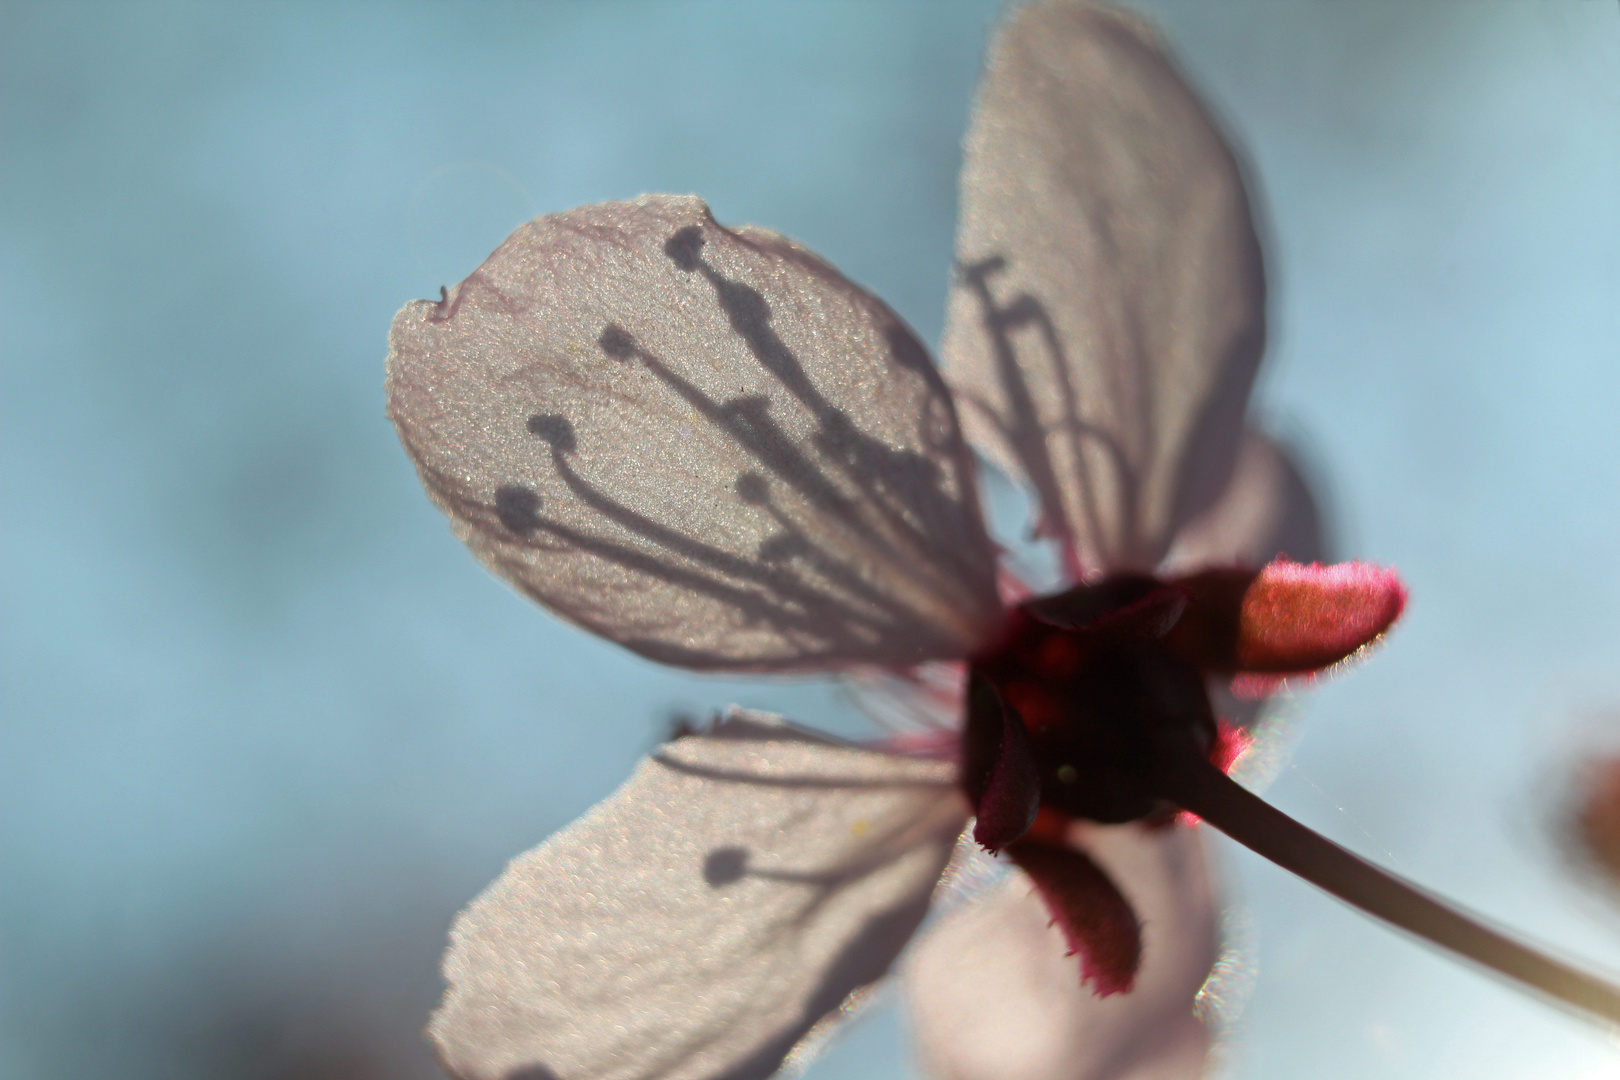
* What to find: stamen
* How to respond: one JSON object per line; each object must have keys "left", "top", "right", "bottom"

{"left": 1156, "top": 752, "right": 1620, "bottom": 1028}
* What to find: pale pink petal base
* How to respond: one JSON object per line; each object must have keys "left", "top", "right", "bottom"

{"left": 430, "top": 710, "right": 968, "bottom": 1080}
{"left": 904, "top": 822, "right": 1217, "bottom": 1080}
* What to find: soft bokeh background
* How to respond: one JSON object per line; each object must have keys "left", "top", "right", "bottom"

{"left": 4, "top": 1, "right": 1620, "bottom": 1077}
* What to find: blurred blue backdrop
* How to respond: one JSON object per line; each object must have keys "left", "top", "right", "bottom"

{"left": 4, "top": 2, "right": 1619, "bottom": 1078}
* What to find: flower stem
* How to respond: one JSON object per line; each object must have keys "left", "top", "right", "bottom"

{"left": 1156, "top": 752, "right": 1620, "bottom": 1028}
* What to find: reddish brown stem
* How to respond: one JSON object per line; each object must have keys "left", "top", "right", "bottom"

{"left": 1157, "top": 753, "right": 1620, "bottom": 1027}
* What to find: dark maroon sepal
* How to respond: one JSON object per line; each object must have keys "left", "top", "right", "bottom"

{"left": 963, "top": 674, "right": 1041, "bottom": 852}
{"left": 1023, "top": 575, "right": 1159, "bottom": 630}
{"left": 1024, "top": 577, "right": 1189, "bottom": 643}
{"left": 1008, "top": 837, "right": 1142, "bottom": 996}
{"left": 1096, "top": 585, "right": 1189, "bottom": 640}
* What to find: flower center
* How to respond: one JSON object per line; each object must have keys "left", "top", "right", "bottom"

{"left": 946, "top": 563, "right": 1620, "bottom": 1028}
{"left": 969, "top": 575, "right": 1217, "bottom": 825}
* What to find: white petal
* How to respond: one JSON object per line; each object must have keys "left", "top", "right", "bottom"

{"left": 388, "top": 195, "right": 1002, "bottom": 671}
{"left": 430, "top": 709, "right": 969, "bottom": 1080}
{"left": 1160, "top": 428, "right": 1327, "bottom": 575}
{"left": 942, "top": 2, "right": 1265, "bottom": 575}
{"left": 905, "top": 822, "right": 1217, "bottom": 1080}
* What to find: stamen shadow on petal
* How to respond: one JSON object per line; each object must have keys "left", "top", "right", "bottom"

{"left": 956, "top": 254, "right": 1142, "bottom": 575}
{"left": 502, "top": 1067, "right": 561, "bottom": 1080}
{"left": 713, "top": 900, "right": 937, "bottom": 1080}
{"left": 704, "top": 846, "right": 749, "bottom": 886}
{"left": 651, "top": 752, "right": 954, "bottom": 791}
{"left": 452, "top": 313, "right": 988, "bottom": 665}
{"left": 494, "top": 485, "right": 542, "bottom": 535}
{"left": 390, "top": 198, "right": 1003, "bottom": 671}
{"left": 526, "top": 413, "right": 576, "bottom": 452}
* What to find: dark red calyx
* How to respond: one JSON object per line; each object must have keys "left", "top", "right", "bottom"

{"left": 1007, "top": 837, "right": 1142, "bottom": 995}
{"left": 961, "top": 674, "right": 1041, "bottom": 852}
{"left": 1165, "top": 560, "right": 1407, "bottom": 675}
{"left": 1024, "top": 574, "right": 1164, "bottom": 631}
{"left": 967, "top": 581, "right": 1217, "bottom": 826}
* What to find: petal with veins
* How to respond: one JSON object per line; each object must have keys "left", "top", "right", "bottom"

{"left": 430, "top": 709, "right": 968, "bottom": 1080}
{"left": 389, "top": 195, "right": 1002, "bottom": 672}
{"left": 942, "top": 1, "right": 1265, "bottom": 576}
{"left": 906, "top": 822, "right": 1216, "bottom": 1080}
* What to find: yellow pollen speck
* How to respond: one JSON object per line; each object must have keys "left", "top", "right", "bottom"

{"left": 850, "top": 819, "right": 870, "bottom": 837}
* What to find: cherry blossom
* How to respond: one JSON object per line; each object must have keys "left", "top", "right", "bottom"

{"left": 386, "top": 4, "right": 1620, "bottom": 1079}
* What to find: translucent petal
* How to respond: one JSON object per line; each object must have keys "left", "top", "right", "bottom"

{"left": 1161, "top": 429, "right": 1327, "bottom": 575}
{"left": 430, "top": 709, "right": 968, "bottom": 1080}
{"left": 905, "top": 821, "right": 1216, "bottom": 1080}
{"left": 942, "top": 2, "right": 1265, "bottom": 576}
{"left": 389, "top": 195, "right": 1002, "bottom": 671}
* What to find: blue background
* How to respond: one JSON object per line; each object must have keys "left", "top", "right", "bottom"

{"left": 4, "top": 2, "right": 1620, "bottom": 1077}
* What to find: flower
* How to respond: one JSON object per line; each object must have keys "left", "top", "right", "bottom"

{"left": 384, "top": 4, "right": 1403, "bottom": 1080}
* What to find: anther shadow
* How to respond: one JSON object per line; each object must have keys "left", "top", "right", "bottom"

{"left": 444, "top": 222, "right": 996, "bottom": 668}
{"left": 957, "top": 254, "right": 1133, "bottom": 572}
{"left": 954, "top": 252, "right": 1261, "bottom": 569}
